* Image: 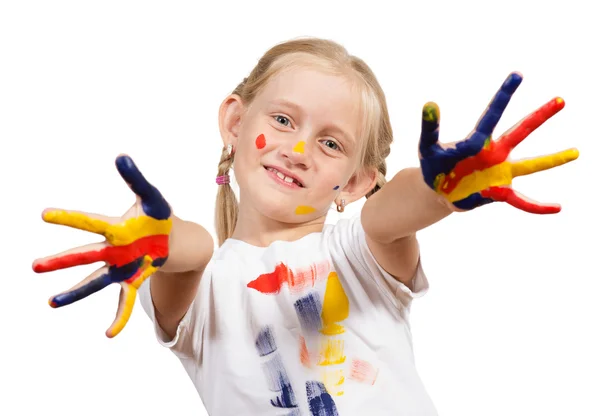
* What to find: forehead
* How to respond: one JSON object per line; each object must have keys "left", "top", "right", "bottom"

{"left": 255, "top": 66, "right": 362, "bottom": 134}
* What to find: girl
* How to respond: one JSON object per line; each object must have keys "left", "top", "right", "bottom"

{"left": 33, "top": 37, "right": 578, "bottom": 415}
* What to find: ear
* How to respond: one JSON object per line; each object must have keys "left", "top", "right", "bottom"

{"left": 218, "top": 94, "right": 245, "bottom": 149}
{"left": 337, "top": 167, "right": 378, "bottom": 205}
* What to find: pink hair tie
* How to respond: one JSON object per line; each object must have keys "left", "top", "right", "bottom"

{"left": 216, "top": 175, "right": 230, "bottom": 185}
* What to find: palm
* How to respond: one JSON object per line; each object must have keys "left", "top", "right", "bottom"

{"left": 33, "top": 155, "right": 172, "bottom": 338}
{"left": 419, "top": 72, "right": 579, "bottom": 213}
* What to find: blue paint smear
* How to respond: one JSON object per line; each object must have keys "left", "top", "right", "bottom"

{"left": 52, "top": 257, "right": 144, "bottom": 307}
{"left": 255, "top": 325, "right": 277, "bottom": 356}
{"left": 270, "top": 373, "right": 298, "bottom": 409}
{"left": 306, "top": 381, "right": 339, "bottom": 416}
{"left": 294, "top": 292, "right": 323, "bottom": 332}
{"left": 333, "top": 185, "right": 339, "bottom": 190}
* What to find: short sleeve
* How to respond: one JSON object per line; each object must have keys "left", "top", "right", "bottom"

{"left": 137, "top": 275, "right": 205, "bottom": 361}
{"left": 326, "top": 212, "right": 429, "bottom": 313}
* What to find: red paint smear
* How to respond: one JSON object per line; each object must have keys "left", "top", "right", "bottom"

{"left": 350, "top": 358, "right": 378, "bottom": 385}
{"left": 481, "top": 186, "right": 560, "bottom": 214}
{"left": 300, "top": 335, "right": 311, "bottom": 368}
{"left": 247, "top": 261, "right": 330, "bottom": 295}
{"left": 441, "top": 98, "right": 565, "bottom": 195}
{"left": 33, "top": 235, "right": 169, "bottom": 273}
{"left": 255, "top": 133, "right": 266, "bottom": 149}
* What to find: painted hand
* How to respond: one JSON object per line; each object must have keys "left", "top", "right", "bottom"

{"left": 32, "top": 155, "right": 172, "bottom": 337}
{"left": 419, "top": 72, "right": 579, "bottom": 213}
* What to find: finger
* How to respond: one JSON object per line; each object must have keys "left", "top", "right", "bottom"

{"left": 106, "top": 256, "right": 157, "bottom": 338}
{"left": 511, "top": 148, "right": 579, "bottom": 178}
{"left": 49, "top": 257, "right": 145, "bottom": 308}
{"left": 33, "top": 242, "right": 108, "bottom": 273}
{"left": 105, "top": 282, "right": 137, "bottom": 338}
{"left": 41, "top": 209, "right": 116, "bottom": 236}
{"left": 115, "top": 155, "right": 171, "bottom": 220}
{"left": 49, "top": 267, "right": 111, "bottom": 308}
{"left": 33, "top": 234, "right": 169, "bottom": 273}
{"left": 481, "top": 186, "right": 561, "bottom": 214}
{"left": 419, "top": 102, "right": 441, "bottom": 157}
{"left": 498, "top": 97, "right": 566, "bottom": 151}
{"left": 474, "top": 72, "right": 522, "bottom": 137}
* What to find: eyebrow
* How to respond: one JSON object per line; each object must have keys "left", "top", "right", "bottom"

{"left": 267, "top": 99, "right": 355, "bottom": 145}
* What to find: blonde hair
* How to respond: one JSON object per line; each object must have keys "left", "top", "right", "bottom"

{"left": 215, "top": 37, "right": 393, "bottom": 246}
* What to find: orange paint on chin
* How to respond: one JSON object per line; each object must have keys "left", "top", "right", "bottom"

{"left": 255, "top": 134, "right": 266, "bottom": 149}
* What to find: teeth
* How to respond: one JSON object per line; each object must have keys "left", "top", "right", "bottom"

{"left": 268, "top": 167, "right": 301, "bottom": 186}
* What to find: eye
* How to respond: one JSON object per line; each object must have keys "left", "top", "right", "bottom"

{"left": 321, "top": 139, "right": 340, "bottom": 151}
{"left": 274, "top": 115, "right": 291, "bottom": 127}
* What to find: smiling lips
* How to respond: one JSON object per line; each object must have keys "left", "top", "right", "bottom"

{"left": 264, "top": 166, "right": 304, "bottom": 188}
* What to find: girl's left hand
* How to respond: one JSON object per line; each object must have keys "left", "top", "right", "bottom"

{"left": 419, "top": 72, "right": 579, "bottom": 214}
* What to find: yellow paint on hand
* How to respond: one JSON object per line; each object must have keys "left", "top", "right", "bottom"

{"left": 442, "top": 147, "right": 580, "bottom": 202}
{"left": 43, "top": 210, "right": 172, "bottom": 246}
{"left": 318, "top": 338, "right": 346, "bottom": 366}
{"left": 320, "top": 272, "right": 349, "bottom": 335}
{"left": 293, "top": 141, "right": 306, "bottom": 154}
{"left": 295, "top": 205, "right": 316, "bottom": 215}
{"left": 511, "top": 148, "right": 579, "bottom": 178}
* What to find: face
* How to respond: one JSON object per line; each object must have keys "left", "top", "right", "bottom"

{"left": 222, "top": 66, "right": 375, "bottom": 224}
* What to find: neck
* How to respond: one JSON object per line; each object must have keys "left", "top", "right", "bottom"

{"left": 230, "top": 201, "right": 326, "bottom": 247}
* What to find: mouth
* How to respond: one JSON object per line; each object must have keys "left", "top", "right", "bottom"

{"left": 264, "top": 165, "right": 305, "bottom": 188}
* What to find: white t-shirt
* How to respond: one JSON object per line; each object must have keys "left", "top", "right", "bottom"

{"left": 138, "top": 213, "right": 437, "bottom": 415}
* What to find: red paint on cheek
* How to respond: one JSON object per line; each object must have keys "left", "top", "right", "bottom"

{"left": 255, "top": 134, "right": 266, "bottom": 149}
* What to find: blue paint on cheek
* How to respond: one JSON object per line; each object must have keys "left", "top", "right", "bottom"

{"left": 333, "top": 185, "right": 339, "bottom": 190}
{"left": 255, "top": 325, "right": 277, "bottom": 356}
{"left": 294, "top": 292, "right": 322, "bottom": 332}
{"left": 306, "top": 381, "right": 339, "bottom": 416}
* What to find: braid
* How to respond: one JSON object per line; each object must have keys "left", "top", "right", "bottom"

{"left": 214, "top": 145, "right": 239, "bottom": 246}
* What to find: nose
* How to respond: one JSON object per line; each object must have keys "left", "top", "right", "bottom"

{"left": 280, "top": 139, "right": 312, "bottom": 168}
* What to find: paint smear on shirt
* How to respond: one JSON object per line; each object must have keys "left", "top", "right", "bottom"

{"left": 306, "top": 381, "right": 339, "bottom": 416}
{"left": 247, "top": 261, "right": 330, "bottom": 295}
{"left": 349, "top": 358, "right": 379, "bottom": 385}
{"left": 299, "top": 335, "right": 311, "bottom": 368}
{"left": 255, "top": 325, "right": 300, "bottom": 411}
{"left": 320, "top": 272, "right": 349, "bottom": 335}
{"left": 256, "top": 325, "right": 277, "bottom": 356}
{"left": 322, "top": 369, "right": 345, "bottom": 397}
{"left": 295, "top": 292, "right": 323, "bottom": 332}
{"left": 317, "top": 339, "right": 346, "bottom": 366}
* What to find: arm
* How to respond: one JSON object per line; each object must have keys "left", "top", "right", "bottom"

{"left": 361, "top": 167, "right": 452, "bottom": 287}
{"left": 150, "top": 216, "right": 214, "bottom": 338}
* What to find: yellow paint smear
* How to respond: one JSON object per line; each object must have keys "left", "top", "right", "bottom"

{"left": 43, "top": 210, "right": 172, "bottom": 246}
{"left": 443, "top": 148, "right": 579, "bottom": 202}
{"left": 295, "top": 205, "right": 316, "bottom": 215}
{"left": 322, "top": 369, "right": 345, "bottom": 396}
{"left": 293, "top": 141, "right": 306, "bottom": 153}
{"left": 318, "top": 338, "right": 346, "bottom": 366}
{"left": 320, "top": 272, "right": 349, "bottom": 335}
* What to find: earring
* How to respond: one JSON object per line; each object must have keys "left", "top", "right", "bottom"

{"left": 226, "top": 144, "right": 233, "bottom": 156}
{"left": 336, "top": 199, "right": 346, "bottom": 213}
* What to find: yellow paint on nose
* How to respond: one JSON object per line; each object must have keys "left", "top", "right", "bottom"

{"left": 293, "top": 141, "right": 306, "bottom": 154}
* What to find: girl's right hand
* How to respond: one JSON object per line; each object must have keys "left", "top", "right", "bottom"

{"left": 32, "top": 155, "right": 173, "bottom": 338}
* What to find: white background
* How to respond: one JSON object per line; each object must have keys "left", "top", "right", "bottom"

{"left": 1, "top": 1, "right": 598, "bottom": 415}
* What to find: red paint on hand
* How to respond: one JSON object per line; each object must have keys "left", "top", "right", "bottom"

{"left": 34, "top": 235, "right": 169, "bottom": 273}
